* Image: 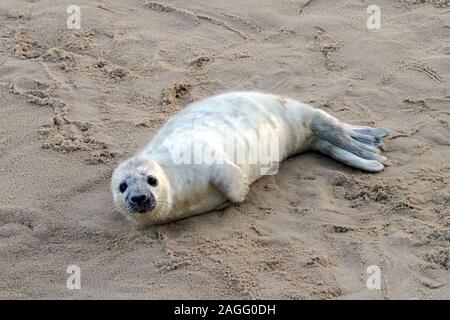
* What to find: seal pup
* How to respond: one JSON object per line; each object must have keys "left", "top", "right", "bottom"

{"left": 111, "top": 91, "right": 389, "bottom": 225}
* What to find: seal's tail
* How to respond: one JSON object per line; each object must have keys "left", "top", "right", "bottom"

{"left": 310, "top": 111, "right": 389, "bottom": 172}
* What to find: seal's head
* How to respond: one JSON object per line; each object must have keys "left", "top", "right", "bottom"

{"left": 111, "top": 156, "right": 172, "bottom": 225}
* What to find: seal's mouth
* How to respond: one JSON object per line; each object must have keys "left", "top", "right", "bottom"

{"left": 125, "top": 200, "right": 157, "bottom": 214}
{"left": 130, "top": 201, "right": 157, "bottom": 214}
{"left": 125, "top": 192, "right": 157, "bottom": 214}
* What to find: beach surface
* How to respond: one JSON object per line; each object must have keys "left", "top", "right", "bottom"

{"left": 0, "top": 0, "right": 449, "bottom": 299}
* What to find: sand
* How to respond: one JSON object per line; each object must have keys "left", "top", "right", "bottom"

{"left": 0, "top": 0, "right": 449, "bottom": 299}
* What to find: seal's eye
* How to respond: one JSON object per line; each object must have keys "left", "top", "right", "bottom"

{"left": 147, "top": 175, "right": 158, "bottom": 187}
{"left": 119, "top": 182, "right": 128, "bottom": 193}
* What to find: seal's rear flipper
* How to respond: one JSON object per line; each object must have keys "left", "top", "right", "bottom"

{"left": 311, "top": 112, "right": 388, "bottom": 172}
{"left": 312, "top": 140, "right": 384, "bottom": 172}
{"left": 348, "top": 125, "right": 389, "bottom": 147}
{"left": 350, "top": 126, "right": 389, "bottom": 138}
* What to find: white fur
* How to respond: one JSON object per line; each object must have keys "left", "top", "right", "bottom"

{"left": 112, "top": 91, "right": 388, "bottom": 225}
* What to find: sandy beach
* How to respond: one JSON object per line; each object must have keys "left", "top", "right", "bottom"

{"left": 0, "top": 0, "right": 449, "bottom": 299}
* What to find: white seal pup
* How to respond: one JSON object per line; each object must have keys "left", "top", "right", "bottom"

{"left": 111, "top": 91, "right": 389, "bottom": 225}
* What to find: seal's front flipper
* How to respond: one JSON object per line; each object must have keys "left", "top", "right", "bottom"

{"left": 313, "top": 140, "right": 384, "bottom": 172}
{"left": 209, "top": 161, "right": 249, "bottom": 203}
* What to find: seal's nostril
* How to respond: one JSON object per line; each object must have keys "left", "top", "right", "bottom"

{"left": 131, "top": 195, "right": 147, "bottom": 205}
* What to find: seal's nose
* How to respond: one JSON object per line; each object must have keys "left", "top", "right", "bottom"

{"left": 131, "top": 194, "right": 147, "bottom": 205}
